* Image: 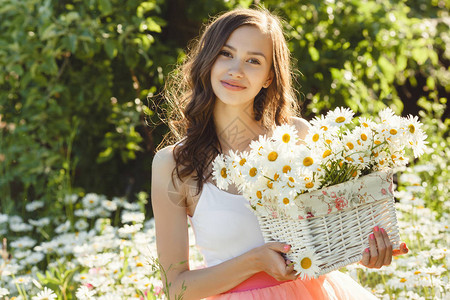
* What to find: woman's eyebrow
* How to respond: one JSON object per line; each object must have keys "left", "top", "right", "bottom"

{"left": 223, "top": 44, "right": 267, "bottom": 60}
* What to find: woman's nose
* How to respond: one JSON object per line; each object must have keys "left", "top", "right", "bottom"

{"left": 228, "top": 61, "right": 244, "bottom": 78}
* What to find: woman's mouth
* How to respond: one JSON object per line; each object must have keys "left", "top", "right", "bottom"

{"left": 221, "top": 80, "right": 246, "bottom": 91}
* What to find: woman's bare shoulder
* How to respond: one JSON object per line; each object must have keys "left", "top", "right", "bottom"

{"left": 289, "top": 116, "right": 310, "bottom": 139}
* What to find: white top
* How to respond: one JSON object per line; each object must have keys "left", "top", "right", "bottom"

{"left": 188, "top": 182, "right": 265, "bottom": 267}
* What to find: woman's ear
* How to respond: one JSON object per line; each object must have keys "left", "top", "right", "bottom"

{"left": 263, "top": 70, "right": 274, "bottom": 88}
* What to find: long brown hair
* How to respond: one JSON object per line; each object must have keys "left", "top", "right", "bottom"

{"left": 162, "top": 7, "right": 299, "bottom": 194}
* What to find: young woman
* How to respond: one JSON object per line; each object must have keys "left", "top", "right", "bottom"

{"left": 152, "top": 8, "right": 406, "bottom": 300}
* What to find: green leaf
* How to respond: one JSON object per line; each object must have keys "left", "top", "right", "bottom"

{"left": 412, "top": 48, "right": 428, "bottom": 65}
{"left": 426, "top": 77, "right": 435, "bottom": 90}
{"left": 104, "top": 39, "right": 117, "bottom": 59}
{"left": 308, "top": 46, "right": 320, "bottom": 62}
{"left": 377, "top": 56, "right": 395, "bottom": 83}
{"left": 98, "top": 0, "right": 113, "bottom": 16}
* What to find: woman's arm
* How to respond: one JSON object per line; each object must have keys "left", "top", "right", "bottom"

{"left": 151, "top": 146, "right": 297, "bottom": 300}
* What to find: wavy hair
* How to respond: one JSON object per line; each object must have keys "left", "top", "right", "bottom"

{"left": 161, "top": 7, "right": 299, "bottom": 194}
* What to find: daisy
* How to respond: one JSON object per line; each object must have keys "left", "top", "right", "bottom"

{"left": 296, "top": 145, "right": 320, "bottom": 173}
{"left": 294, "top": 249, "right": 323, "bottom": 279}
{"left": 357, "top": 116, "right": 377, "bottom": 129}
{"left": 82, "top": 193, "right": 100, "bottom": 209}
{"left": 325, "top": 107, "right": 354, "bottom": 127}
{"left": 272, "top": 124, "right": 299, "bottom": 147}
{"left": 378, "top": 107, "right": 396, "bottom": 123}
{"left": 76, "top": 285, "right": 95, "bottom": 300}
{"left": 303, "top": 126, "right": 325, "bottom": 149}
{"left": 212, "top": 154, "right": 232, "bottom": 190}
{"left": 32, "top": 287, "right": 57, "bottom": 300}
{"left": 0, "top": 288, "right": 9, "bottom": 297}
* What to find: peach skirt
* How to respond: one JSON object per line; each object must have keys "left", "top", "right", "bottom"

{"left": 208, "top": 271, "right": 378, "bottom": 300}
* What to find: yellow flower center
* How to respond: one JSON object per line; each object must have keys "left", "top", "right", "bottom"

{"left": 305, "top": 182, "right": 314, "bottom": 189}
{"left": 346, "top": 142, "right": 354, "bottom": 150}
{"left": 408, "top": 124, "right": 415, "bottom": 133}
{"left": 239, "top": 158, "right": 246, "bottom": 166}
{"left": 391, "top": 155, "right": 397, "bottom": 159}
{"left": 312, "top": 133, "right": 319, "bottom": 142}
{"left": 352, "top": 170, "right": 358, "bottom": 177}
{"left": 274, "top": 173, "right": 280, "bottom": 180}
{"left": 282, "top": 165, "right": 291, "bottom": 173}
{"left": 362, "top": 122, "right": 369, "bottom": 127}
{"left": 220, "top": 167, "right": 227, "bottom": 178}
{"left": 267, "top": 181, "right": 273, "bottom": 189}
{"left": 400, "top": 278, "right": 407, "bottom": 283}
{"left": 322, "top": 150, "right": 332, "bottom": 158}
{"left": 414, "top": 271, "right": 421, "bottom": 275}
{"left": 374, "top": 140, "right": 381, "bottom": 145}
{"left": 345, "top": 157, "right": 354, "bottom": 162}
{"left": 390, "top": 129, "right": 397, "bottom": 135}
{"left": 268, "top": 151, "right": 278, "bottom": 161}
{"left": 301, "top": 257, "right": 312, "bottom": 269}
{"left": 373, "top": 151, "right": 379, "bottom": 157}
{"left": 283, "top": 198, "right": 290, "bottom": 205}
{"left": 326, "top": 139, "right": 332, "bottom": 144}
{"left": 361, "top": 133, "right": 367, "bottom": 141}
{"left": 320, "top": 125, "right": 328, "bottom": 131}
{"left": 136, "top": 262, "right": 143, "bottom": 267}
{"left": 256, "top": 191, "right": 262, "bottom": 199}
{"left": 303, "top": 157, "right": 313, "bottom": 166}
{"left": 335, "top": 116, "right": 346, "bottom": 123}
{"left": 249, "top": 167, "right": 257, "bottom": 177}
{"left": 282, "top": 134, "right": 291, "bottom": 143}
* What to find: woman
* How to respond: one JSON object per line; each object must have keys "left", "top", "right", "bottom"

{"left": 152, "top": 7, "right": 406, "bottom": 300}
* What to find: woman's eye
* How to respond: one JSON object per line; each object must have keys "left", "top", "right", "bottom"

{"left": 248, "top": 58, "right": 261, "bottom": 65}
{"left": 219, "top": 50, "right": 232, "bottom": 58}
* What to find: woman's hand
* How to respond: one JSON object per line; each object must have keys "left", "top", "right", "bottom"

{"left": 250, "top": 242, "right": 298, "bottom": 281}
{"left": 360, "top": 226, "right": 399, "bottom": 269}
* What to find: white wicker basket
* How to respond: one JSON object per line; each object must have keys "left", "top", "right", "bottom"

{"left": 254, "top": 170, "right": 400, "bottom": 276}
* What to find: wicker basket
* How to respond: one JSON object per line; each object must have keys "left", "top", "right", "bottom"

{"left": 255, "top": 170, "right": 400, "bottom": 276}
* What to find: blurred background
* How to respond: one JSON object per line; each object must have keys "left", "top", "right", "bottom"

{"left": 1, "top": 0, "right": 448, "bottom": 217}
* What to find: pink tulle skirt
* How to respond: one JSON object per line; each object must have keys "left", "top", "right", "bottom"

{"left": 208, "top": 271, "right": 378, "bottom": 300}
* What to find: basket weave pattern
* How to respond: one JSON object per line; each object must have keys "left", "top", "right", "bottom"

{"left": 255, "top": 170, "right": 400, "bottom": 276}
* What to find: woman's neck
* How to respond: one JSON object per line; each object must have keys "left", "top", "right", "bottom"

{"left": 213, "top": 100, "right": 268, "bottom": 153}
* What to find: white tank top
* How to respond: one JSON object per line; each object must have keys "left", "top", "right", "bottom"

{"left": 188, "top": 182, "right": 265, "bottom": 267}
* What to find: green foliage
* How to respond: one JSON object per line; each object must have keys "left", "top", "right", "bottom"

{"left": 0, "top": 0, "right": 173, "bottom": 213}
{"left": 263, "top": 0, "right": 449, "bottom": 117}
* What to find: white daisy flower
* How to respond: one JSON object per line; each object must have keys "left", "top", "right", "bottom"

{"left": 357, "top": 116, "right": 377, "bottom": 129}
{"left": 212, "top": 154, "right": 232, "bottom": 190}
{"left": 25, "top": 200, "right": 44, "bottom": 212}
{"left": 0, "top": 288, "right": 9, "bottom": 297}
{"left": 29, "top": 217, "right": 50, "bottom": 227}
{"left": 76, "top": 285, "right": 95, "bottom": 300}
{"left": 10, "top": 236, "right": 36, "bottom": 249}
{"left": 325, "top": 107, "right": 354, "bottom": 127}
{"left": 122, "top": 211, "right": 145, "bottom": 224}
{"left": 272, "top": 124, "right": 299, "bottom": 147}
{"left": 82, "top": 193, "right": 100, "bottom": 209}
{"left": 378, "top": 107, "right": 396, "bottom": 123}
{"left": 294, "top": 249, "right": 323, "bottom": 279}
{"left": 32, "top": 286, "right": 57, "bottom": 300}
{"left": 297, "top": 145, "right": 320, "bottom": 173}
{"left": 303, "top": 126, "right": 325, "bottom": 149}
{"left": 101, "top": 199, "right": 118, "bottom": 211}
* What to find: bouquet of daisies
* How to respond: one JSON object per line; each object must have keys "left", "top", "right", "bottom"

{"left": 212, "top": 107, "right": 426, "bottom": 218}
{"left": 212, "top": 107, "right": 426, "bottom": 279}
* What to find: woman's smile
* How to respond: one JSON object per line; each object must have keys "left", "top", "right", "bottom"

{"left": 221, "top": 80, "right": 247, "bottom": 91}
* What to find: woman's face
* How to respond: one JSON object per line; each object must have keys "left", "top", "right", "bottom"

{"left": 210, "top": 25, "right": 274, "bottom": 108}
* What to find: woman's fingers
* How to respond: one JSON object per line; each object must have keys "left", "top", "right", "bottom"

{"left": 373, "top": 227, "right": 386, "bottom": 268}
{"left": 368, "top": 232, "right": 380, "bottom": 268}
{"left": 380, "top": 228, "right": 393, "bottom": 265}
{"left": 360, "top": 248, "right": 370, "bottom": 266}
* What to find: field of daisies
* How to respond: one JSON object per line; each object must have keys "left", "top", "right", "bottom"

{"left": 1, "top": 108, "right": 448, "bottom": 300}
